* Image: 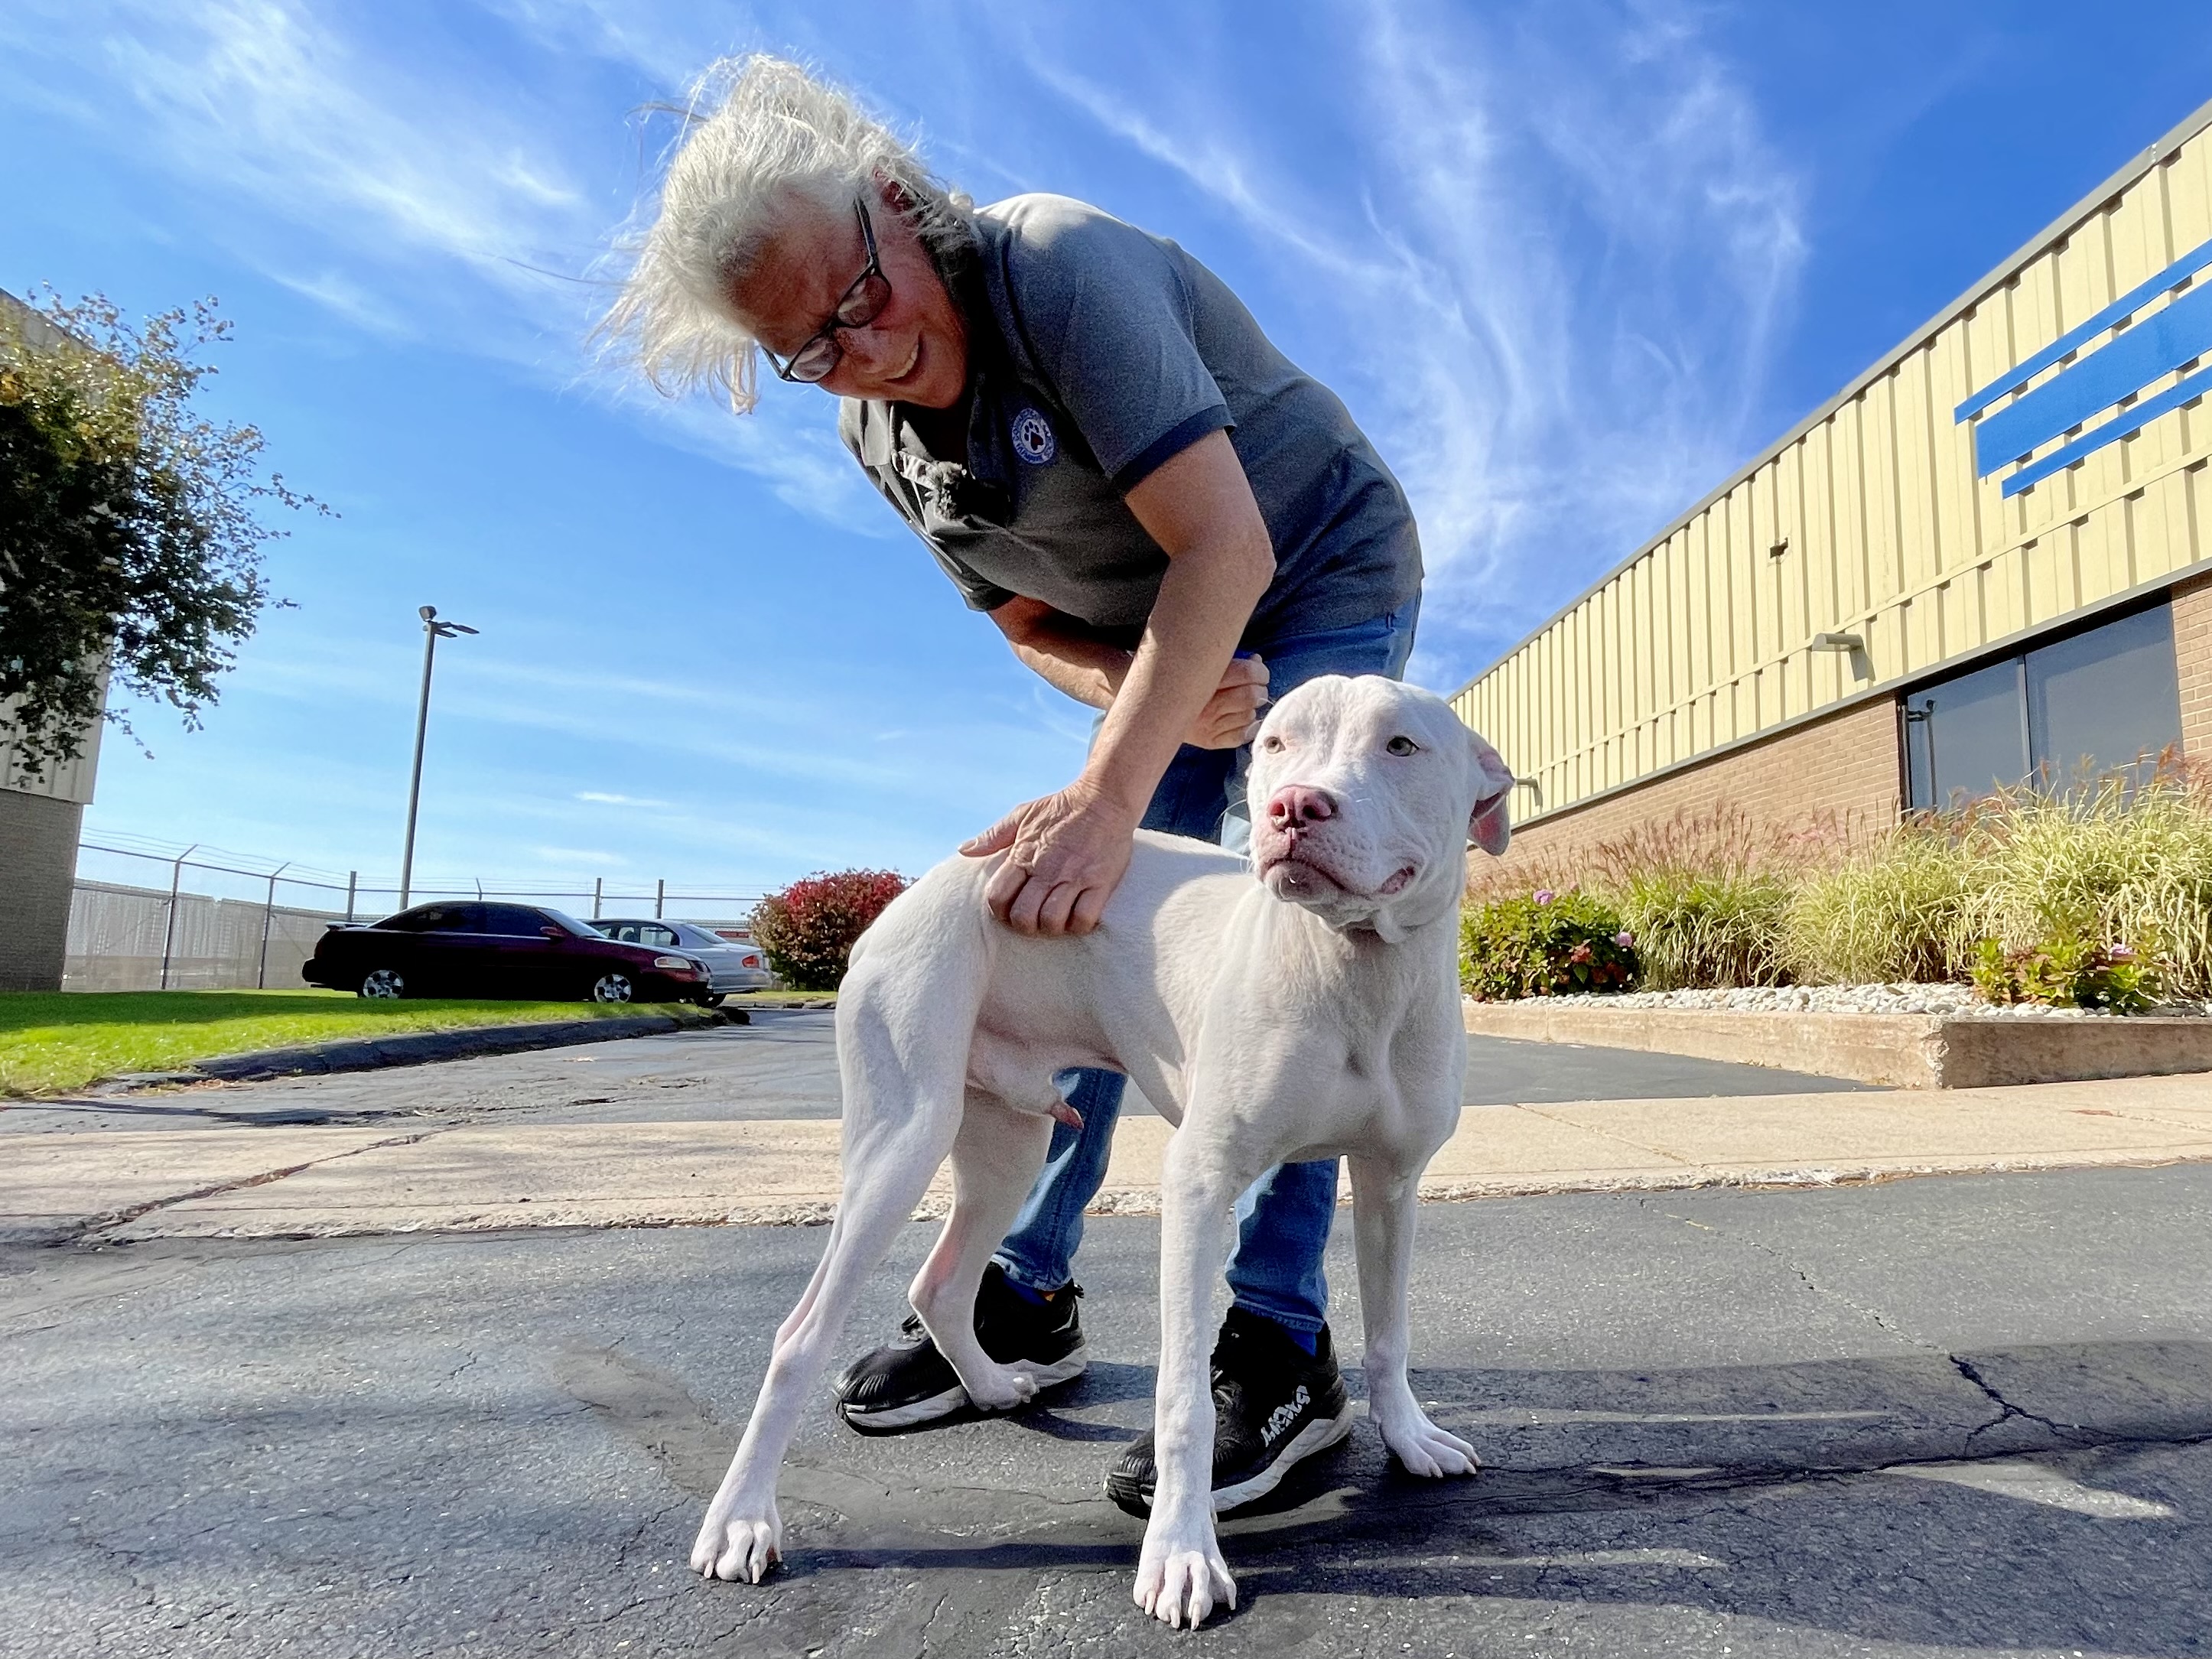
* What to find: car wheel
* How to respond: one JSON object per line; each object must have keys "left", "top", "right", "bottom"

{"left": 588, "top": 972, "right": 635, "bottom": 1003}
{"left": 702, "top": 993, "right": 727, "bottom": 1008}
{"left": 359, "top": 968, "right": 406, "bottom": 999}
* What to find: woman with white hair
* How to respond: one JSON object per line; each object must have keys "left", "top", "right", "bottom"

{"left": 605, "top": 56, "right": 1423, "bottom": 1533}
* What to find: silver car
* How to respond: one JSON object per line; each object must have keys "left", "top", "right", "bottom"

{"left": 590, "top": 919, "right": 774, "bottom": 1000}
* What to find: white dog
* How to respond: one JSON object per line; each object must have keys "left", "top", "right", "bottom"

{"left": 691, "top": 674, "right": 1515, "bottom": 1627}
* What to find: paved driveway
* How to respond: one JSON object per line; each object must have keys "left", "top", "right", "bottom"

{"left": 4, "top": 1162, "right": 2206, "bottom": 1657}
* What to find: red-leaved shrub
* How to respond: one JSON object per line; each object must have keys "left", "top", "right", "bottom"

{"left": 748, "top": 869, "right": 910, "bottom": 991}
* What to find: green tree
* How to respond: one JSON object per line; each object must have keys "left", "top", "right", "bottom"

{"left": 0, "top": 290, "right": 322, "bottom": 776}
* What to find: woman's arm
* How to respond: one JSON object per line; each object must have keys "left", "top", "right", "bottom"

{"left": 964, "top": 430, "right": 1276, "bottom": 935}
{"left": 988, "top": 596, "right": 1273, "bottom": 748}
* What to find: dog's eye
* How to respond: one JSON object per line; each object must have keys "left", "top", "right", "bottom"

{"left": 1261, "top": 734, "right": 1286, "bottom": 753}
{"left": 1386, "top": 736, "right": 1420, "bottom": 756}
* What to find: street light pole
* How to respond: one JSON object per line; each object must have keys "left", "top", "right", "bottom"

{"left": 398, "top": 604, "right": 478, "bottom": 910}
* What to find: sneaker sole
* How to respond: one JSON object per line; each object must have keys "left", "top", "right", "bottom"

{"left": 1215, "top": 1404, "right": 1356, "bottom": 1513}
{"left": 1104, "top": 1406, "right": 1357, "bottom": 1518}
{"left": 838, "top": 1344, "right": 1089, "bottom": 1434}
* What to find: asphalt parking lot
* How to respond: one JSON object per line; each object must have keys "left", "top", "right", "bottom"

{"left": 6, "top": 1159, "right": 2207, "bottom": 1658}
{"left": 0, "top": 1007, "right": 1872, "bottom": 1136}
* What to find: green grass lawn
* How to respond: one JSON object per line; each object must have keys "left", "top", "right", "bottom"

{"left": 0, "top": 990, "right": 695, "bottom": 1098}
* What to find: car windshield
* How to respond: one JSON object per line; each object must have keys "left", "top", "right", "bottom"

{"left": 540, "top": 909, "right": 601, "bottom": 938}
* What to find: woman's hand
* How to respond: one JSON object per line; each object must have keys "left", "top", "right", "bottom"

{"left": 960, "top": 779, "right": 1143, "bottom": 936}
{"left": 1186, "top": 654, "right": 1268, "bottom": 749}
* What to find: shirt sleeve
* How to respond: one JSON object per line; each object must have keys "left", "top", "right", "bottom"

{"left": 1000, "top": 200, "right": 1234, "bottom": 493}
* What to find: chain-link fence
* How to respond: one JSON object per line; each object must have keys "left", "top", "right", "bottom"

{"left": 66, "top": 838, "right": 769, "bottom": 992}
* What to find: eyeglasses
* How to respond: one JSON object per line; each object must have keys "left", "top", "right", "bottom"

{"left": 765, "top": 200, "right": 893, "bottom": 385}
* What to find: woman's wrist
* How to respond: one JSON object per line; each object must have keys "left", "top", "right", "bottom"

{"left": 1074, "top": 760, "right": 1154, "bottom": 824}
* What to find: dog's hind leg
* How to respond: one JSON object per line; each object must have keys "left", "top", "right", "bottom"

{"left": 1346, "top": 1153, "right": 1478, "bottom": 1480}
{"left": 909, "top": 1091, "right": 1056, "bottom": 1411}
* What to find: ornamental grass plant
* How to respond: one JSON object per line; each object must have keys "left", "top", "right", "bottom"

{"left": 1952, "top": 769, "right": 2212, "bottom": 997}
{"left": 1780, "top": 824, "right": 1975, "bottom": 984}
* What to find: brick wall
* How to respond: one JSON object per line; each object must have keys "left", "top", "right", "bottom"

{"left": 0, "top": 787, "right": 84, "bottom": 992}
{"left": 2175, "top": 568, "right": 2212, "bottom": 763}
{"left": 1493, "top": 697, "right": 1903, "bottom": 879}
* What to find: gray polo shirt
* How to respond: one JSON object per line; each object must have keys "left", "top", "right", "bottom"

{"left": 838, "top": 194, "right": 1422, "bottom": 646}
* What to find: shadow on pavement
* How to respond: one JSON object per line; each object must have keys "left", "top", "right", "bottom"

{"left": 576, "top": 1336, "right": 2211, "bottom": 1653}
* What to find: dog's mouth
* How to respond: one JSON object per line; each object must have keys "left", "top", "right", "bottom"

{"left": 1258, "top": 845, "right": 1418, "bottom": 904}
{"left": 1261, "top": 854, "right": 1344, "bottom": 902}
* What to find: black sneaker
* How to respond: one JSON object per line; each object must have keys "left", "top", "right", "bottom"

{"left": 833, "top": 1261, "right": 1088, "bottom": 1434}
{"left": 1104, "top": 1307, "right": 1353, "bottom": 1517}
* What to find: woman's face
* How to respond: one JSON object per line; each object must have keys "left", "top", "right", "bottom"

{"left": 730, "top": 184, "right": 969, "bottom": 408}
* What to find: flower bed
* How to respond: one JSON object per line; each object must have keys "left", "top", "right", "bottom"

{"left": 1464, "top": 771, "right": 2212, "bottom": 1010}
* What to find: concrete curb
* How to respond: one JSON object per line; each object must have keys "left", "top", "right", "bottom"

{"left": 1461, "top": 1000, "right": 2212, "bottom": 1088}
{"left": 112, "top": 1007, "right": 745, "bottom": 1091}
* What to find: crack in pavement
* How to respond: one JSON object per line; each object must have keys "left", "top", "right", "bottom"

{"left": 56, "top": 1127, "right": 462, "bottom": 1248}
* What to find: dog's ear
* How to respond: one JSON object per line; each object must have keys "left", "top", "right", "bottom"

{"left": 1465, "top": 728, "right": 1514, "bottom": 857}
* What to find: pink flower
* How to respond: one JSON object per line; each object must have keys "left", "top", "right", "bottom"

{"left": 1615, "top": 932, "right": 1635, "bottom": 948}
{"left": 1534, "top": 889, "right": 1556, "bottom": 906}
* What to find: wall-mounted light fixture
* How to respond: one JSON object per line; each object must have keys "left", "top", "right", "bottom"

{"left": 1768, "top": 537, "right": 1790, "bottom": 558}
{"left": 1809, "top": 631, "right": 1866, "bottom": 652}
{"left": 1513, "top": 775, "right": 1542, "bottom": 804}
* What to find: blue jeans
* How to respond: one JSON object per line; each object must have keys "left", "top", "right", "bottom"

{"left": 994, "top": 600, "right": 1421, "bottom": 1334}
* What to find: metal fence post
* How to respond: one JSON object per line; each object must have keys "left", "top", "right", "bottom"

{"left": 592, "top": 877, "right": 603, "bottom": 919}
{"left": 158, "top": 844, "right": 199, "bottom": 991}
{"left": 655, "top": 878, "right": 665, "bottom": 920}
{"left": 345, "top": 871, "right": 357, "bottom": 924}
{"left": 256, "top": 863, "right": 291, "bottom": 990}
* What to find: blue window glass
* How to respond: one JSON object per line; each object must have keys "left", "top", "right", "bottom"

{"left": 1904, "top": 601, "right": 2181, "bottom": 809}
{"left": 1905, "top": 658, "right": 2027, "bottom": 809}
{"left": 2027, "top": 604, "right": 2181, "bottom": 790}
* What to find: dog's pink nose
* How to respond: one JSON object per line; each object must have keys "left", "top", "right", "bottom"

{"left": 1267, "top": 784, "right": 1336, "bottom": 829}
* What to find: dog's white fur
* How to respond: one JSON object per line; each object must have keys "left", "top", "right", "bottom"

{"left": 691, "top": 675, "right": 1515, "bottom": 1626}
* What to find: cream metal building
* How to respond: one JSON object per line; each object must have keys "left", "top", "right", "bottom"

{"left": 1456, "top": 97, "right": 2212, "bottom": 860}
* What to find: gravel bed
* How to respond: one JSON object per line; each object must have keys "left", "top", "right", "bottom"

{"left": 1521, "top": 983, "right": 2211, "bottom": 1019}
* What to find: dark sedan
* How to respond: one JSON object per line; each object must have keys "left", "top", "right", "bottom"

{"left": 304, "top": 902, "right": 713, "bottom": 1003}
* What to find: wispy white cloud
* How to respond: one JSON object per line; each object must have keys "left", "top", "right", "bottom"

{"left": 575, "top": 790, "right": 672, "bottom": 807}
{"left": 0, "top": 0, "right": 873, "bottom": 524}
{"left": 1013, "top": 0, "right": 1805, "bottom": 690}
{"left": 532, "top": 844, "right": 627, "bottom": 866}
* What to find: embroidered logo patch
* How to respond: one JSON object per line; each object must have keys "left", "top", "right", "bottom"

{"left": 1011, "top": 406, "right": 1057, "bottom": 466}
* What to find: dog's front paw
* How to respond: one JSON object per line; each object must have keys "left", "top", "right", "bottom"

{"left": 1134, "top": 1524, "right": 1235, "bottom": 1628}
{"left": 960, "top": 1360, "right": 1040, "bottom": 1414}
{"left": 1374, "top": 1401, "right": 1479, "bottom": 1480}
{"left": 691, "top": 1494, "right": 782, "bottom": 1583}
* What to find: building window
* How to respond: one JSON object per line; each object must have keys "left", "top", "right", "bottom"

{"left": 1903, "top": 601, "right": 2181, "bottom": 809}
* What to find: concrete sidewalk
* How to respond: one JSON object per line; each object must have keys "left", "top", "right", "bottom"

{"left": 10, "top": 1072, "right": 2209, "bottom": 1245}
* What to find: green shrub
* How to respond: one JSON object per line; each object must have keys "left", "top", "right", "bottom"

{"left": 1619, "top": 869, "right": 1793, "bottom": 991}
{"left": 1783, "top": 828, "right": 1974, "bottom": 984}
{"left": 1461, "top": 889, "right": 1638, "bottom": 1000}
{"left": 1970, "top": 931, "right": 2162, "bottom": 1012}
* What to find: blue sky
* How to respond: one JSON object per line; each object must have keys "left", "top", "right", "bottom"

{"left": 6, "top": 2, "right": 2211, "bottom": 907}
